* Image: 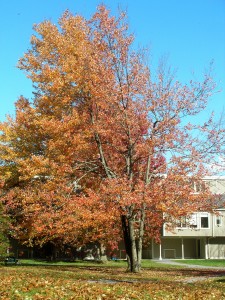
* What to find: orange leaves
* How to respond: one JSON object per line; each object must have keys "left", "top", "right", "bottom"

{"left": 1, "top": 4, "right": 224, "bottom": 260}
{"left": 1, "top": 264, "right": 225, "bottom": 299}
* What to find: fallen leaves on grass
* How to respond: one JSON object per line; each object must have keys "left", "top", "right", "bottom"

{"left": 1, "top": 265, "right": 225, "bottom": 299}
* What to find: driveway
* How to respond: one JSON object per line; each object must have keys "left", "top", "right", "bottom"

{"left": 154, "top": 259, "right": 225, "bottom": 270}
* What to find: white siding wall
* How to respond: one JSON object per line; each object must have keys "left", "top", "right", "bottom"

{"left": 153, "top": 177, "right": 225, "bottom": 259}
{"left": 164, "top": 177, "right": 225, "bottom": 238}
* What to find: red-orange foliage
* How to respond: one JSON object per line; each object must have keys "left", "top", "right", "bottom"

{"left": 1, "top": 5, "right": 225, "bottom": 272}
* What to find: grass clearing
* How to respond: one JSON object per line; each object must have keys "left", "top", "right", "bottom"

{"left": 1, "top": 260, "right": 225, "bottom": 299}
{"left": 16, "top": 258, "right": 180, "bottom": 269}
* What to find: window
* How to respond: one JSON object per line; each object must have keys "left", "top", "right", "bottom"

{"left": 189, "top": 213, "right": 198, "bottom": 228}
{"left": 200, "top": 213, "right": 209, "bottom": 228}
{"left": 176, "top": 213, "right": 210, "bottom": 229}
{"left": 176, "top": 216, "right": 187, "bottom": 228}
{"left": 216, "top": 215, "right": 222, "bottom": 227}
{"left": 176, "top": 214, "right": 197, "bottom": 229}
{"left": 192, "top": 181, "right": 206, "bottom": 193}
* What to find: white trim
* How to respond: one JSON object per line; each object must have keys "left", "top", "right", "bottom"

{"left": 159, "top": 243, "right": 162, "bottom": 260}
{"left": 181, "top": 239, "right": 184, "bottom": 259}
{"left": 205, "top": 239, "right": 209, "bottom": 259}
{"left": 203, "top": 176, "right": 225, "bottom": 180}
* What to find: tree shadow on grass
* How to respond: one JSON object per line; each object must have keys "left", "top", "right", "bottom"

{"left": 8, "top": 261, "right": 225, "bottom": 284}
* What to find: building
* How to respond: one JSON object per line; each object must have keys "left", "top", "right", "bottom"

{"left": 150, "top": 176, "right": 225, "bottom": 260}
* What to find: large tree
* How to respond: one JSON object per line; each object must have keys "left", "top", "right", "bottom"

{"left": 1, "top": 5, "right": 225, "bottom": 272}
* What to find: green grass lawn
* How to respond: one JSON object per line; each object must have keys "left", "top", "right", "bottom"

{"left": 1, "top": 260, "right": 225, "bottom": 299}
{"left": 17, "top": 258, "right": 180, "bottom": 268}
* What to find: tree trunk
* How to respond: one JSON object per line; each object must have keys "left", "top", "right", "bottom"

{"left": 95, "top": 242, "right": 108, "bottom": 262}
{"left": 137, "top": 206, "right": 145, "bottom": 267}
{"left": 99, "top": 243, "right": 108, "bottom": 262}
{"left": 121, "top": 214, "right": 143, "bottom": 273}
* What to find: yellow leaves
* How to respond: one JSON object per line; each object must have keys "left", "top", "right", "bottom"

{"left": 19, "top": 155, "right": 50, "bottom": 181}
{"left": 1, "top": 265, "right": 225, "bottom": 299}
{"left": 1, "top": 4, "right": 222, "bottom": 261}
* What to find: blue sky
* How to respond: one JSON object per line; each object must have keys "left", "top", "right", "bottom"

{"left": 0, "top": 0, "right": 224, "bottom": 121}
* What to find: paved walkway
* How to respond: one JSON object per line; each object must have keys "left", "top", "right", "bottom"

{"left": 153, "top": 259, "right": 225, "bottom": 270}
{"left": 153, "top": 259, "right": 225, "bottom": 283}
